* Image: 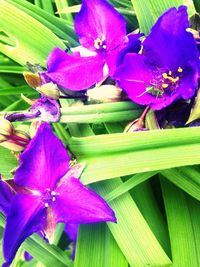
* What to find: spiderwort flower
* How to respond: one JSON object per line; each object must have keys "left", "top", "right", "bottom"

{"left": 0, "top": 123, "right": 116, "bottom": 266}
{"left": 114, "top": 6, "right": 199, "bottom": 110}
{"left": 44, "top": 0, "right": 141, "bottom": 91}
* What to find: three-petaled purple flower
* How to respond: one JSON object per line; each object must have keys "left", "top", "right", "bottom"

{"left": 0, "top": 123, "right": 116, "bottom": 266}
{"left": 114, "top": 6, "right": 200, "bottom": 110}
{"left": 44, "top": 0, "right": 141, "bottom": 91}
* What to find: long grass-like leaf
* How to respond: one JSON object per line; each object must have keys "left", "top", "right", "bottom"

{"left": 0, "top": 0, "right": 65, "bottom": 65}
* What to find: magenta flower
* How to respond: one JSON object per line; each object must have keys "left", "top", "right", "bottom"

{"left": 114, "top": 6, "right": 199, "bottom": 110}
{"left": 0, "top": 123, "right": 116, "bottom": 266}
{"left": 44, "top": 0, "right": 141, "bottom": 91}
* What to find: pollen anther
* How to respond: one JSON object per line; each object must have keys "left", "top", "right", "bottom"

{"left": 94, "top": 37, "right": 106, "bottom": 50}
{"left": 52, "top": 197, "right": 56, "bottom": 202}
{"left": 178, "top": 67, "right": 183, "bottom": 73}
{"left": 44, "top": 203, "right": 49, "bottom": 208}
{"left": 51, "top": 191, "right": 57, "bottom": 196}
{"left": 162, "top": 73, "right": 168, "bottom": 79}
{"left": 162, "top": 83, "right": 169, "bottom": 88}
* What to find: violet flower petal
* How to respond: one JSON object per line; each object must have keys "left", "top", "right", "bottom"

{"left": 114, "top": 54, "right": 157, "bottom": 104}
{"left": 74, "top": 0, "right": 126, "bottom": 52}
{"left": 53, "top": 177, "right": 116, "bottom": 224}
{"left": 3, "top": 194, "right": 46, "bottom": 266}
{"left": 0, "top": 179, "right": 13, "bottom": 215}
{"left": 14, "top": 123, "right": 70, "bottom": 191}
{"left": 106, "top": 34, "right": 142, "bottom": 77}
{"left": 45, "top": 48, "right": 105, "bottom": 91}
{"left": 143, "top": 6, "right": 199, "bottom": 69}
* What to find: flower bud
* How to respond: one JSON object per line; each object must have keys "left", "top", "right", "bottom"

{"left": 0, "top": 140, "right": 25, "bottom": 152}
{"left": 87, "top": 85, "right": 122, "bottom": 103}
{"left": 124, "top": 118, "right": 145, "bottom": 132}
{"left": 36, "top": 82, "right": 60, "bottom": 100}
{"left": 0, "top": 119, "right": 14, "bottom": 137}
{"left": 23, "top": 71, "right": 42, "bottom": 88}
{"left": 14, "top": 130, "right": 30, "bottom": 143}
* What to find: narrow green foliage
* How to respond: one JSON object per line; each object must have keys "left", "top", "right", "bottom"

{"left": 0, "top": 147, "right": 18, "bottom": 179}
{"left": 161, "top": 179, "right": 200, "bottom": 267}
{"left": 105, "top": 171, "right": 158, "bottom": 202}
{"left": 161, "top": 166, "right": 200, "bottom": 201}
{"left": 0, "top": 0, "right": 65, "bottom": 65}
{"left": 75, "top": 223, "right": 128, "bottom": 267}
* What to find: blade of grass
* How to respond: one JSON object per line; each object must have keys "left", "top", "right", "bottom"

{"left": 161, "top": 166, "right": 200, "bottom": 201}
{"left": 6, "top": 0, "right": 77, "bottom": 46}
{"left": 55, "top": 0, "right": 73, "bottom": 22}
{"left": 161, "top": 178, "right": 200, "bottom": 267}
{"left": 0, "top": 0, "right": 65, "bottom": 65}
{"left": 75, "top": 223, "right": 128, "bottom": 267}
{"left": 105, "top": 171, "right": 158, "bottom": 202}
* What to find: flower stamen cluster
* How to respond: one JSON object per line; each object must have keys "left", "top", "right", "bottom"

{"left": 94, "top": 36, "right": 107, "bottom": 50}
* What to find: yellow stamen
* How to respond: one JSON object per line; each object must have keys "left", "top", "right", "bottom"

{"left": 168, "top": 70, "right": 172, "bottom": 76}
{"left": 162, "top": 83, "right": 169, "bottom": 88}
{"left": 94, "top": 37, "right": 106, "bottom": 49}
{"left": 94, "top": 38, "right": 102, "bottom": 49}
{"left": 178, "top": 67, "right": 183, "bottom": 73}
{"left": 162, "top": 73, "right": 168, "bottom": 79}
{"left": 169, "top": 76, "right": 179, "bottom": 83}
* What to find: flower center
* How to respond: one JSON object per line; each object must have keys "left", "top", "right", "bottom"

{"left": 140, "top": 67, "right": 183, "bottom": 98}
{"left": 94, "top": 36, "right": 107, "bottom": 50}
{"left": 43, "top": 188, "right": 58, "bottom": 208}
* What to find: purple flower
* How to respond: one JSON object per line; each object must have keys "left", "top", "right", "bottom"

{"left": 0, "top": 123, "right": 116, "bottom": 266}
{"left": 114, "top": 6, "right": 199, "bottom": 110}
{"left": 44, "top": 0, "right": 141, "bottom": 91}
{"left": 6, "top": 97, "right": 60, "bottom": 123}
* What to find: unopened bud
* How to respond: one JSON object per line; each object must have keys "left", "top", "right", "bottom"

{"left": 0, "top": 140, "right": 25, "bottom": 152}
{"left": 23, "top": 71, "right": 42, "bottom": 88}
{"left": 15, "top": 130, "right": 30, "bottom": 143}
{"left": 124, "top": 118, "right": 145, "bottom": 132}
{"left": 0, "top": 119, "right": 14, "bottom": 137}
{"left": 36, "top": 82, "right": 60, "bottom": 100}
{"left": 0, "top": 134, "right": 7, "bottom": 142}
{"left": 87, "top": 85, "right": 122, "bottom": 103}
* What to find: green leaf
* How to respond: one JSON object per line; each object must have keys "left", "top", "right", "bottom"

{"left": 68, "top": 127, "right": 200, "bottom": 184}
{"left": 0, "top": 0, "right": 65, "bottom": 65}
{"left": 161, "top": 166, "right": 200, "bottom": 201}
{"left": 0, "top": 147, "right": 18, "bottom": 179}
{"left": 161, "top": 179, "right": 200, "bottom": 267}
{"left": 93, "top": 179, "right": 171, "bottom": 266}
{"left": 6, "top": 0, "right": 77, "bottom": 45}
{"left": 105, "top": 171, "right": 158, "bottom": 202}
{"left": 75, "top": 223, "right": 128, "bottom": 267}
